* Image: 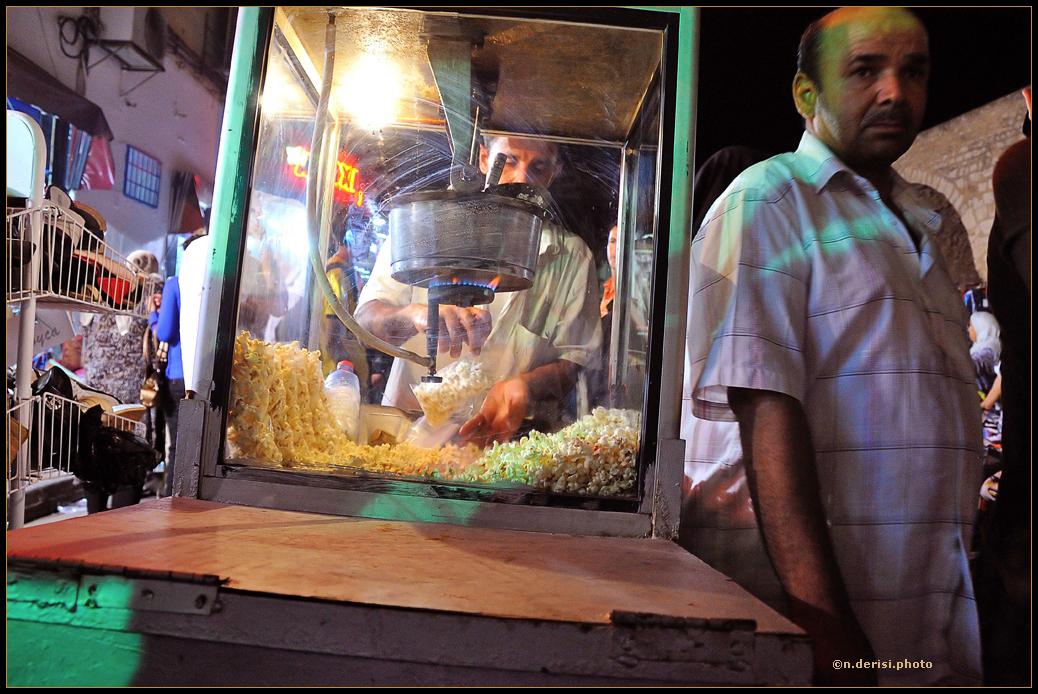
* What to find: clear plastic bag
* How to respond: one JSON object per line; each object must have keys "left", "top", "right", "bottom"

{"left": 411, "top": 357, "right": 495, "bottom": 428}
{"left": 405, "top": 410, "right": 467, "bottom": 449}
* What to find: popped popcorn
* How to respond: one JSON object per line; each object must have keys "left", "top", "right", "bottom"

{"left": 227, "top": 331, "right": 364, "bottom": 464}
{"left": 412, "top": 358, "right": 495, "bottom": 426}
{"left": 461, "top": 407, "right": 641, "bottom": 496}
{"left": 227, "top": 332, "right": 640, "bottom": 497}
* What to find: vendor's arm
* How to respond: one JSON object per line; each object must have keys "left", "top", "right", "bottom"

{"left": 460, "top": 359, "right": 580, "bottom": 448}
{"left": 728, "top": 386, "right": 876, "bottom": 686}
{"left": 355, "top": 299, "right": 491, "bottom": 358}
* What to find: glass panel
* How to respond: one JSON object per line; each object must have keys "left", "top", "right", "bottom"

{"left": 226, "top": 7, "right": 664, "bottom": 506}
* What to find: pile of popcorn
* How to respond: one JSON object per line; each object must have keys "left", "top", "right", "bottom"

{"left": 227, "top": 333, "right": 640, "bottom": 497}
{"left": 227, "top": 331, "right": 478, "bottom": 474}
{"left": 459, "top": 407, "right": 641, "bottom": 496}
{"left": 412, "top": 358, "right": 495, "bottom": 426}
{"left": 227, "top": 331, "right": 361, "bottom": 464}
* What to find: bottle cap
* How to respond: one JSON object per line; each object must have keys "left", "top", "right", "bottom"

{"left": 337, "top": 360, "right": 354, "bottom": 372}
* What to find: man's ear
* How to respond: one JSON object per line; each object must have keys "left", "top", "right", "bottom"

{"left": 478, "top": 144, "right": 490, "bottom": 174}
{"left": 793, "top": 72, "right": 817, "bottom": 119}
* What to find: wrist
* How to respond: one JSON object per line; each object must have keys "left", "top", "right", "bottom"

{"left": 513, "top": 372, "right": 533, "bottom": 399}
{"left": 406, "top": 303, "right": 428, "bottom": 331}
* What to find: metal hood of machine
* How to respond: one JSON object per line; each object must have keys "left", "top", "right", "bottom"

{"left": 276, "top": 7, "right": 663, "bottom": 144}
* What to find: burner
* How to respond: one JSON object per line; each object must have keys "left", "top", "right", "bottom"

{"left": 428, "top": 279, "right": 496, "bottom": 308}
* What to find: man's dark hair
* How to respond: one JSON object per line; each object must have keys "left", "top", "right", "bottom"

{"left": 798, "top": 8, "right": 926, "bottom": 83}
{"left": 796, "top": 16, "right": 826, "bottom": 83}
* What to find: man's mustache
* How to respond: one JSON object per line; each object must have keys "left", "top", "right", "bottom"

{"left": 861, "top": 105, "right": 913, "bottom": 127}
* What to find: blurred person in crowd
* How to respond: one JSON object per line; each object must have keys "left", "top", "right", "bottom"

{"left": 150, "top": 268, "right": 187, "bottom": 497}
{"left": 963, "top": 282, "right": 988, "bottom": 315}
{"left": 178, "top": 230, "right": 209, "bottom": 397}
{"left": 592, "top": 222, "right": 652, "bottom": 408}
{"left": 142, "top": 272, "right": 167, "bottom": 481}
{"left": 968, "top": 310, "right": 1001, "bottom": 406}
{"left": 58, "top": 334, "right": 84, "bottom": 378}
{"left": 967, "top": 311, "right": 1003, "bottom": 467}
{"left": 79, "top": 249, "right": 160, "bottom": 512}
{"left": 321, "top": 223, "right": 370, "bottom": 398}
{"left": 975, "top": 85, "right": 1030, "bottom": 686}
{"left": 238, "top": 199, "right": 290, "bottom": 341}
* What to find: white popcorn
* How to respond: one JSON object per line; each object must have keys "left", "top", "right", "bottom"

{"left": 463, "top": 407, "right": 641, "bottom": 497}
{"left": 412, "top": 359, "right": 496, "bottom": 426}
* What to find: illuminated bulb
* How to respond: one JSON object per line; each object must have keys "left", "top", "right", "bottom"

{"left": 338, "top": 54, "right": 401, "bottom": 129}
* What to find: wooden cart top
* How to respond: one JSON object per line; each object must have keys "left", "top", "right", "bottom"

{"left": 7, "top": 497, "right": 801, "bottom": 635}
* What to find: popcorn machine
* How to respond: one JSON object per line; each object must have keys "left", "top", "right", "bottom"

{"left": 178, "top": 6, "right": 697, "bottom": 538}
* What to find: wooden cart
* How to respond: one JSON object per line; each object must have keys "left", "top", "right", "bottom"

{"left": 8, "top": 497, "right": 810, "bottom": 686}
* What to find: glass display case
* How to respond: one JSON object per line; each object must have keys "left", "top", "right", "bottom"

{"left": 182, "top": 6, "right": 695, "bottom": 537}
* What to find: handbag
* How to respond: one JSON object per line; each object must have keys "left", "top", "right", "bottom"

{"left": 140, "top": 327, "right": 168, "bottom": 408}
{"left": 140, "top": 367, "right": 161, "bottom": 408}
{"left": 74, "top": 404, "right": 161, "bottom": 495}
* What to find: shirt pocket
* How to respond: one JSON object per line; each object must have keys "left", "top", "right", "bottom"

{"left": 485, "top": 322, "right": 556, "bottom": 381}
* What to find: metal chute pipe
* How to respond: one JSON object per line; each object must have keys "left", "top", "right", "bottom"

{"left": 305, "top": 12, "right": 433, "bottom": 370}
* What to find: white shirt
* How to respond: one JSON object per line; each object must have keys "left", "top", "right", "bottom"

{"left": 684, "top": 133, "right": 983, "bottom": 686}
{"left": 358, "top": 224, "right": 602, "bottom": 414}
{"left": 178, "top": 234, "right": 210, "bottom": 394}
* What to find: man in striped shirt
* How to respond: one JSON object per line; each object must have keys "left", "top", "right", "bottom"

{"left": 683, "top": 7, "right": 982, "bottom": 686}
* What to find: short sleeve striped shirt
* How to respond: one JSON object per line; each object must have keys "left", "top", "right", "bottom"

{"left": 685, "top": 133, "right": 984, "bottom": 685}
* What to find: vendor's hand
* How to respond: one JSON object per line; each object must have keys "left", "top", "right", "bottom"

{"left": 411, "top": 304, "right": 492, "bottom": 358}
{"left": 148, "top": 293, "right": 162, "bottom": 312}
{"left": 459, "top": 376, "right": 529, "bottom": 448}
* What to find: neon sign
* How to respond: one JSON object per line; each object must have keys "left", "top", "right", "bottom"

{"left": 286, "top": 146, "right": 364, "bottom": 207}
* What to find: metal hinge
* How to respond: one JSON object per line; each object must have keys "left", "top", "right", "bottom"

{"left": 7, "top": 556, "right": 225, "bottom": 617}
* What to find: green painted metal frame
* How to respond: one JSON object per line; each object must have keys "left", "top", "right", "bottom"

{"left": 191, "top": 6, "right": 272, "bottom": 408}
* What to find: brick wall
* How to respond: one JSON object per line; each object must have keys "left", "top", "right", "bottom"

{"left": 895, "top": 90, "right": 1029, "bottom": 283}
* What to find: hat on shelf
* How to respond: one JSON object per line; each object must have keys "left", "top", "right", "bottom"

{"left": 71, "top": 200, "right": 106, "bottom": 244}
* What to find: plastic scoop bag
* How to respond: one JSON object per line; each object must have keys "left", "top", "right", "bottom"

{"left": 411, "top": 357, "right": 495, "bottom": 428}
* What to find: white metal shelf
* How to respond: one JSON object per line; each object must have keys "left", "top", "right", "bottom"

{"left": 6, "top": 205, "right": 160, "bottom": 318}
{"left": 6, "top": 391, "right": 147, "bottom": 494}
{"left": 8, "top": 122, "right": 160, "bottom": 529}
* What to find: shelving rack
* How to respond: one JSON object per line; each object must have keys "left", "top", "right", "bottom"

{"left": 6, "top": 110, "right": 158, "bottom": 528}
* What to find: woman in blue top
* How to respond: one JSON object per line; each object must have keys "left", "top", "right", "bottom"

{"left": 149, "top": 274, "right": 186, "bottom": 496}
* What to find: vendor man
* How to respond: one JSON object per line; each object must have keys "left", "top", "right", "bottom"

{"left": 356, "top": 135, "right": 602, "bottom": 447}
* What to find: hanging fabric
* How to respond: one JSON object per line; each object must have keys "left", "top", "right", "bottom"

{"left": 80, "top": 134, "right": 116, "bottom": 190}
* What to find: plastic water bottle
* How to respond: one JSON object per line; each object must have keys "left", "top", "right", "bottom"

{"left": 324, "top": 360, "right": 361, "bottom": 443}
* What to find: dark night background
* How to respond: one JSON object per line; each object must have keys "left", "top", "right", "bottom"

{"left": 693, "top": 7, "right": 1033, "bottom": 169}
